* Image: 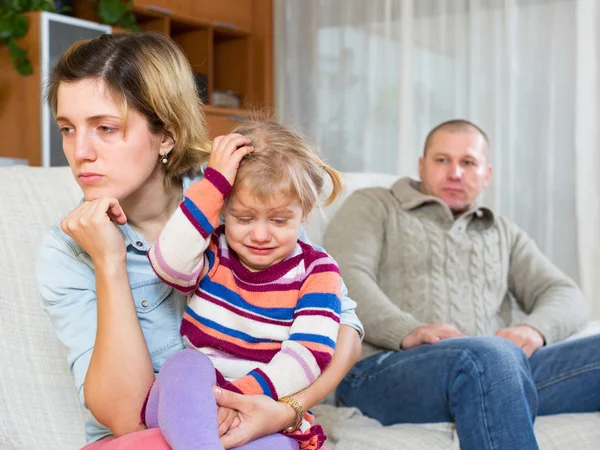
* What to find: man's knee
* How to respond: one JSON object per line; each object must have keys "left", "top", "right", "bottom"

{"left": 461, "top": 336, "right": 529, "bottom": 370}
{"left": 452, "top": 336, "right": 535, "bottom": 401}
{"left": 450, "top": 336, "right": 538, "bottom": 417}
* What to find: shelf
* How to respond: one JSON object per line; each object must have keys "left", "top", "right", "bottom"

{"left": 131, "top": 6, "right": 165, "bottom": 22}
{"left": 170, "top": 19, "right": 210, "bottom": 75}
{"left": 192, "top": 0, "right": 253, "bottom": 34}
{"left": 132, "top": 0, "right": 190, "bottom": 18}
{"left": 202, "top": 106, "right": 253, "bottom": 117}
{"left": 213, "top": 32, "right": 250, "bottom": 107}
{"left": 213, "top": 25, "right": 251, "bottom": 40}
{"left": 202, "top": 106, "right": 254, "bottom": 139}
{"left": 169, "top": 16, "right": 211, "bottom": 33}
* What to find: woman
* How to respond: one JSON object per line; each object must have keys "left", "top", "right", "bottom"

{"left": 36, "top": 32, "right": 363, "bottom": 449}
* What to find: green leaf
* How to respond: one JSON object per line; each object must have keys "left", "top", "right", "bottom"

{"left": 10, "top": 12, "right": 27, "bottom": 38}
{"left": 39, "top": 0, "right": 55, "bottom": 12}
{"left": 17, "top": 57, "right": 32, "bottom": 75}
{"left": 0, "top": 16, "right": 14, "bottom": 39}
{"left": 0, "top": 0, "right": 11, "bottom": 14}
{"left": 6, "top": 36, "right": 32, "bottom": 75}
{"left": 11, "top": 0, "right": 26, "bottom": 13}
{"left": 97, "top": 0, "right": 125, "bottom": 25}
{"left": 7, "top": 36, "right": 27, "bottom": 58}
{"left": 118, "top": 10, "right": 136, "bottom": 29}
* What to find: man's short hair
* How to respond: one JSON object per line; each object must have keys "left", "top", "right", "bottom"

{"left": 423, "top": 119, "right": 490, "bottom": 155}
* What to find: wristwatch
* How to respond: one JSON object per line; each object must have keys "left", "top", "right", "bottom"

{"left": 278, "top": 395, "right": 304, "bottom": 434}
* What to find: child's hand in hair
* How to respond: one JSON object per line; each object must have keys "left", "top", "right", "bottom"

{"left": 208, "top": 133, "right": 254, "bottom": 186}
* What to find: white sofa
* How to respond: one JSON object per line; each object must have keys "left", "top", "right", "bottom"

{"left": 1, "top": 166, "right": 599, "bottom": 450}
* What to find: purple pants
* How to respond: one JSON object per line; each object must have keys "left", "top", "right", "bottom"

{"left": 143, "top": 349, "right": 299, "bottom": 450}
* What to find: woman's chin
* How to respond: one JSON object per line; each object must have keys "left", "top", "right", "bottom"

{"left": 81, "top": 187, "right": 115, "bottom": 202}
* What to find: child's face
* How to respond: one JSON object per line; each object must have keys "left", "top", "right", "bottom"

{"left": 224, "top": 190, "right": 305, "bottom": 271}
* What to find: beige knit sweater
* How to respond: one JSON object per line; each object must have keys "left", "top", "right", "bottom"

{"left": 325, "top": 177, "right": 588, "bottom": 359}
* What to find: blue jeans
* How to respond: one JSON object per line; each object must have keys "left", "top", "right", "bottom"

{"left": 337, "top": 335, "right": 600, "bottom": 450}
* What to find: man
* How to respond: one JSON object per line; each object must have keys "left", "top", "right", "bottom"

{"left": 325, "top": 120, "right": 598, "bottom": 450}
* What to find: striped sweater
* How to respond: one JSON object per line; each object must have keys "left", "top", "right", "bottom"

{"left": 148, "top": 167, "right": 342, "bottom": 400}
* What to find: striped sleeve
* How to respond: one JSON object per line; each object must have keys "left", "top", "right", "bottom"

{"left": 147, "top": 168, "right": 231, "bottom": 293}
{"left": 231, "top": 261, "right": 342, "bottom": 399}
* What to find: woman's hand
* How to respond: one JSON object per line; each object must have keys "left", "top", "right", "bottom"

{"left": 217, "top": 406, "right": 241, "bottom": 437}
{"left": 60, "top": 197, "right": 128, "bottom": 267}
{"left": 208, "top": 133, "right": 254, "bottom": 186}
{"left": 212, "top": 387, "right": 296, "bottom": 449}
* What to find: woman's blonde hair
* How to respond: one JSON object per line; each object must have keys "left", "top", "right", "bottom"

{"left": 46, "top": 32, "right": 210, "bottom": 185}
{"left": 229, "top": 120, "right": 344, "bottom": 216}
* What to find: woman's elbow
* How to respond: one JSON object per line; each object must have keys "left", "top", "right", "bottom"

{"left": 349, "top": 329, "right": 363, "bottom": 364}
{"left": 86, "top": 390, "right": 143, "bottom": 437}
{"left": 93, "top": 408, "right": 142, "bottom": 437}
{"left": 110, "top": 420, "right": 145, "bottom": 437}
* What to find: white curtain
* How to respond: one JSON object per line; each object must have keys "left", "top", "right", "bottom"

{"left": 276, "top": 0, "right": 600, "bottom": 318}
{"left": 575, "top": 1, "right": 600, "bottom": 319}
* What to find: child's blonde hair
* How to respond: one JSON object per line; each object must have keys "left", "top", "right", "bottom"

{"left": 229, "top": 120, "right": 343, "bottom": 215}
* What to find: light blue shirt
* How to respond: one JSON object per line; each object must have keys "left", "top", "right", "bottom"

{"left": 36, "top": 172, "right": 364, "bottom": 443}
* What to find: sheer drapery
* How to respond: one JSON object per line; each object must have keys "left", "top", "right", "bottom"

{"left": 276, "top": 0, "right": 600, "bottom": 317}
{"left": 575, "top": 0, "right": 600, "bottom": 318}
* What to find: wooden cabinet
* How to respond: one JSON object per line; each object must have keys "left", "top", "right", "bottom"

{"left": 193, "top": 0, "right": 253, "bottom": 33}
{"left": 204, "top": 106, "right": 251, "bottom": 138}
{"left": 133, "top": 0, "right": 253, "bottom": 31}
{"left": 132, "top": 0, "right": 193, "bottom": 18}
{"left": 73, "top": 0, "right": 272, "bottom": 135}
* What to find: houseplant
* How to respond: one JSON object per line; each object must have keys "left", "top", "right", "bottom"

{"left": 94, "top": 0, "right": 138, "bottom": 31}
{"left": 0, "top": 0, "right": 56, "bottom": 75}
{"left": 0, "top": 0, "right": 138, "bottom": 75}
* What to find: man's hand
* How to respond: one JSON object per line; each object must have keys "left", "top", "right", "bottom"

{"left": 401, "top": 323, "right": 466, "bottom": 350}
{"left": 495, "top": 325, "right": 544, "bottom": 358}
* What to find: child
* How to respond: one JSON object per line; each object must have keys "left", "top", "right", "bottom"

{"left": 144, "top": 121, "right": 344, "bottom": 450}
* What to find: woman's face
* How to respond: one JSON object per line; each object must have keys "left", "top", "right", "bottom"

{"left": 56, "top": 79, "right": 167, "bottom": 201}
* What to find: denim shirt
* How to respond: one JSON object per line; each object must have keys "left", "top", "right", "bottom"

{"left": 36, "top": 171, "right": 364, "bottom": 444}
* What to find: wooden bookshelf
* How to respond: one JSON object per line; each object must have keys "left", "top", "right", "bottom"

{"left": 72, "top": 0, "right": 273, "bottom": 137}
{"left": 0, "top": 14, "right": 43, "bottom": 165}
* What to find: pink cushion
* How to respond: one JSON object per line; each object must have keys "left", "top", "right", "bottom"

{"left": 81, "top": 429, "right": 170, "bottom": 450}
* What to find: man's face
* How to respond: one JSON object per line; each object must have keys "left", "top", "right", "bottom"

{"left": 418, "top": 130, "right": 492, "bottom": 214}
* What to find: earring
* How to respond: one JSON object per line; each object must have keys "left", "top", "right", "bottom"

{"left": 160, "top": 153, "right": 168, "bottom": 164}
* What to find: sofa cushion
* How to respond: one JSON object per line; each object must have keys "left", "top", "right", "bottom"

{"left": 0, "top": 166, "right": 87, "bottom": 449}
{"left": 312, "top": 404, "right": 600, "bottom": 450}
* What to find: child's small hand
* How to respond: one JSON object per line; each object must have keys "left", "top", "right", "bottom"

{"left": 208, "top": 133, "right": 254, "bottom": 186}
{"left": 217, "top": 405, "right": 241, "bottom": 436}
